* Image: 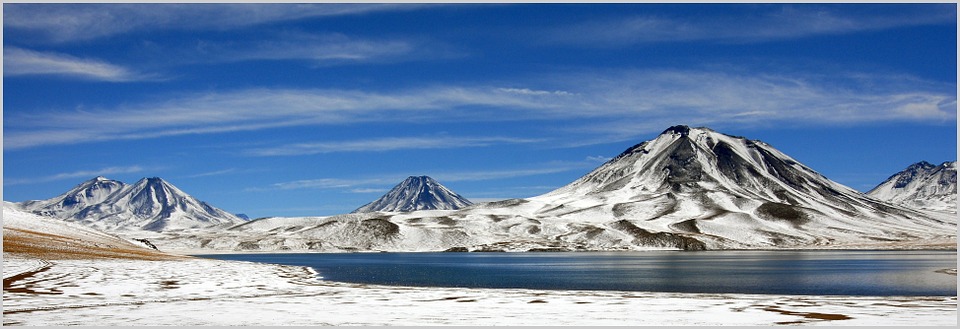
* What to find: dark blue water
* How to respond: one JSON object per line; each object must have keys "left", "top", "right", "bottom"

{"left": 199, "top": 250, "right": 957, "bottom": 296}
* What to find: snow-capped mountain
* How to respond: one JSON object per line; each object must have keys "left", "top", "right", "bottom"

{"left": 18, "top": 176, "right": 245, "bottom": 232}
{"left": 868, "top": 161, "right": 957, "bottom": 214}
{"left": 538, "top": 125, "right": 912, "bottom": 222}
{"left": 352, "top": 176, "right": 473, "bottom": 213}
{"left": 519, "top": 125, "right": 955, "bottom": 248}
{"left": 146, "top": 126, "right": 954, "bottom": 253}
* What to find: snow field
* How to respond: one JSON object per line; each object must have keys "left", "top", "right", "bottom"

{"left": 3, "top": 255, "right": 956, "bottom": 326}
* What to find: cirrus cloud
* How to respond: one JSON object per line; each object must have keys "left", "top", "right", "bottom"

{"left": 541, "top": 4, "right": 956, "bottom": 46}
{"left": 3, "top": 47, "right": 154, "bottom": 82}
{"left": 3, "top": 3, "right": 427, "bottom": 44}
{"left": 4, "top": 68, "right": 954, "bottom": 150}
{"left": 4, "top": 165, "right": 147, "bottom": 185}
{"left": 245, "top": 136, "right": 544, "bottom": 157}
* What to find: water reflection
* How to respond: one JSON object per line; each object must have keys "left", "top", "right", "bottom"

{"left": 200, "top": 250, "right": 957, "bottom": 296}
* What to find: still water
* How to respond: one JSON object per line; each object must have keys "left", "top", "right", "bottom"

{"left": 199, "top": 250, "right": 957, "bottom": 296}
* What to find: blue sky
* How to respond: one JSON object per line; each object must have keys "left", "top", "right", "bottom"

{"left": 3, "top": 3, "right": 957, "bottom": 218}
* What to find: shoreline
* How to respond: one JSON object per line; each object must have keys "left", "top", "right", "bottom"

{"left": 6, "top": 205, "right": 954, "bottom": 325}
{"left": 190, "top": 249, "right": 958, "bottom": 298}
{"left": 167, "top": 245, "right": 959, "bottom": 256}
{"left": 4, "top": 253, "right": 957, "bottom": 326}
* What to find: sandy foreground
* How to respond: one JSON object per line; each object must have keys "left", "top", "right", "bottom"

{"left": 2, "top": 253, "right": 957, "bottom": 326}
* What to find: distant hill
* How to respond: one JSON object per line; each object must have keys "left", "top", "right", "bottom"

{"left": 3, "top": 202, "right": 178, "bottom": 259}
{"left": 18, "top": 176, "right": 244, "bottom": 232}
{"left": 352, "top": 176, "right": 472, "bottom": 213}
{"left": 868, "top": 161, "right": 957, "bottom": 214}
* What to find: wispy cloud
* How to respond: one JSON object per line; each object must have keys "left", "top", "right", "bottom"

{"left": 4, "top": 3, "right": 425, "bottom": 44}
{"left": 558, "top": 69, "right": 957, "bottom": 144}
{"left": 497, "top": 88, "right": 575, "bottom": 96}
{"left": 3, "top": 47, "right": 152, "bottom": 82}
{"left": 256, "top": 157, "right": 607, "bottom": 193}
{"left": 184, "top": 168, "right": 239, "bottom": 179}
{"left": 235, "top": 33, "right": 419, "bottom": 64}
{"left": 185, "top": 32, "right": 444, "bottom": 66}
{"left": 2, "top": 86, "right": 569, "bottom": 150}
{"left": 543, "top": 4, "right": 956, "bottom": 46}
{"left": 350, "top": 188, "right": 388, "bottom": 194}
{"left": 5, "top": 69, "right": 954, "bottom": 150}
{"left": 245, "top": 136, "right": 542, "bottom": 157}
{"left": 260, "top": 177, "right": 396, "bottom": 191}
{"left": 4, "top": 165, "right": 146, "bottom": 185}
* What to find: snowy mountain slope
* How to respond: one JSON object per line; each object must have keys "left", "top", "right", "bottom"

{"left": 867, "top": 161, "right": 957, "bottom": 214}
{"left": 352, "top": 176, "right": 473, "bottom": 213}
{"left": 141, "top": 126, "right": 956, "bottom": 252}
{"left": 521, "top": 125, "right": 955, "bottom": 247}
{"left": 2, "top": 202, "right": 176, "bottom": 259}
{"left": 19, "top": 176, "right": 127, "bottom": 218}
{"left": 18, "top": 177, "right": 245, "bottom": 232}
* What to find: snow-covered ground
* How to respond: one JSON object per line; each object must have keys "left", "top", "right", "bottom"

{"left": 3, "top": 255, "right": 956, "bottom": 326}
{"left": 3, "top": 203, "right": 956, "bottom": 326}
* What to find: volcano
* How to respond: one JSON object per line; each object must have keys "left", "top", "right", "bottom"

{"left": 19, "top": 176, "right": 244, "bottom": 232}
{"left": 352, "top": 176, "right": 472, "bottom": 213}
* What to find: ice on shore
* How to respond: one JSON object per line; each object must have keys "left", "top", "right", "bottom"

{"left": 3, "top": 255, "right": 956, "bottom": 326}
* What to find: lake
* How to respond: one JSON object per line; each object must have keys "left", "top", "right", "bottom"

{"left": 198, "top": 250, "right": 957, "bottom": 296}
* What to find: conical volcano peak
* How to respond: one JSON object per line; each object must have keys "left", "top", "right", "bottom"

{"left": 143, "top": 177, "right": 167, "bottom": 184}
{"left": 130, "top": 177, "right": 181, "bottom": 196}
{"left": 541, "top": 124, "right": 858, "bottom": 204}
{"left": 353, "top": 175, "right": 473, "bottom": 213}
{"left": 659, "top": 125, "right": 719, "bottom": 138}
{"left": 405, "top": 175, "right": 434, "bottom": 183}
{"left": 661, "top": 125, "right": 692, "bottom": 136}
{"left": 399, "top": 176, "right": 441, "bottom": 193}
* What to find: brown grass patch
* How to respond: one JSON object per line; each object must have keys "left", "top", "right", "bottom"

{"left": 3, "top": 227, "right": 185, "bottom": 261}
{"left": 2, "top": 261, "right": 57, "bottom": 295}
{"left": 762, "top": 305, "right": 852, "bottom": 324}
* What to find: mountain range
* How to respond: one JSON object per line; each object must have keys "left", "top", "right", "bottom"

{"left": 17, "top": 176, "right": 245, "bottom": 232}
{"left": 10, "top": 125, "right": 956, "bottom": 252}
{"left": 152, "top": 125, "right": 955, "bottom": 252}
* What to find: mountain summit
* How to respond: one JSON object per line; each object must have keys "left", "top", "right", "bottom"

{"left": 20, "top": 176, "right": 244, "bottom": 232}
{"left": 528, "top": 125, "right": 953, "bottom": 248}
{"left": 868, "top": 161, "right": 957, "bottom": 214}
{"left": 541, "top": 125, "right": 863, "bottom": 206}
{"left": 352, "top": 176, "right": 472, "bottom": 213}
